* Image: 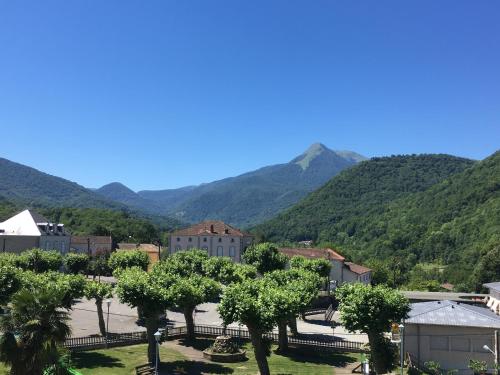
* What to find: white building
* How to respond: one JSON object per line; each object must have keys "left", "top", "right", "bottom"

{"left": 169, "top": 221, "right": 254, "bottom": 262}
{"left": 484, "top": 282, "right": 500, "bottom": 315}
{"left": 0, "top": 209, "right": 70, "bottom": 254}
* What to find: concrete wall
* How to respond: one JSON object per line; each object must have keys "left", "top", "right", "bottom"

{"left": 40, "top": 235, "right": 71, "bottom": 254}
{"left": 405, "top": 324, "right": 497, "bottom": 374}
{"left": 329, "top": 259, "right": 344, "bottom": 285}
{"left": 0, "top": 235, "right": 39, "bottom": 253}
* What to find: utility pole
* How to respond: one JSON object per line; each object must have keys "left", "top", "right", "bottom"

{"left": 495, "top": 330, "right": 499, "bottom": 367}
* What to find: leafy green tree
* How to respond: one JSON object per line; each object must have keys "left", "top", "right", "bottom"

{"left": 84, "top": 281, "right": 113, "bottom": 336}
{"left": 0, "top": 288, "right": 71, "bottom": 375}
{"left": 88, "top": 251, "right": 112, "bottom": 279}
{"left": 168, "top": 274, "right": 221, "bottom": 340}
{"left": 202, "top": 257, "right": 257, "bottom": 284}
{"left": 242, "top": 243, "right": 287, "bottom": 274}
{"left": 471, "top": 245, "right": 500, "bottom": 292}
{"left": 218, "top": 278, "right": 276, "bottom": 375}
{"left": 289, "top": 256, "right": 331, "bottom": 278}
{"left": 0, "top": 266, "right": 21, "bottom": 306}
{"left": 109, "top": 250, "right": 150, "bottom": 272}
{"left": 336, "top": 283, "right": 410, "bottom": 374}
{"left": 63, "top": 253, "right": 89, "bottom": 275}
{"left": 0, "top": 253, "right": 17, "bottom": 268}
{"left": 115, "top": 267, "right": 173, "bottom": 363}
{"left": 16, "top": 249, "right": 62, "bottom": 273}
{"left": 161, "top": 249, "right": 209, "bottom": 277}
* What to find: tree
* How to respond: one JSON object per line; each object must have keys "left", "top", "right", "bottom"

{"left": 64, "top": 253, "right": 89, "bottom": 275}
{"left": 242, "top": 243, "right": 287, "bottom": 274}
{"left": 0, "top": 266, "right": 21, "bottom": 306}
{"left": 336, "top": 283, "right": 410, "bottom": 374}
{"left": 0, "top": 288, "right": 71, "bottom": 375}
{"left": 84, "top": 281, "right": 113, "bottom": 336}
{"left": 115, "top": 267, "right": 173, "bottom": 363}
{"left": 108, "top": 250, "right": 149, "bottom": 272}
{"left": 289, "top": 256, "right": 331, "bottom": 279}
{"left": 472, "top": 245, "right": 500, "bottom": 292}
{"left": 202, "top": 256, "right": 257, "bottom": 284}
{"left": 15, "top": 249, "right": 62, "bottom": 273}
{"left": 218, "top": 279, "right": 276, "bottom": 375}
{"left": 168, "top": 274, "right": 221, "bottom": 341}
{"left": 264, "top": 269, "right": 321, "bottom": 352}
{"left": 161, "top": 249, "right": 209, "bottom": 277}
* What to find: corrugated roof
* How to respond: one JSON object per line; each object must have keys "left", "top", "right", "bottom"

{"left": 484, "top": 282, "right": 500, "bottom": 293}
{"left": 407, "top": 300, "right": 500, "bottom": 329}
{"left": 279, "top": 247, "right": 345, "bottom": 261}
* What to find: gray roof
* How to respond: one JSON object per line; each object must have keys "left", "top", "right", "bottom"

{"left": 26, "top": 210, "right": 50, "bottom": 224}
{"left": 406, "top": 300, "right": 500, "bottom": 329}
{"left": 483, "top": 282, "right": 500, "bottom": 293}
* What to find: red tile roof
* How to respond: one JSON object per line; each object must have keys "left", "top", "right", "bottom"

{"left": 70, "top": 236, "right": 112, "bottom": 245}
{"left": 279, "top": 247, "right": 345, "bottom": 261}
{"left": 171, "top": 221, "right": 251, "bottom": 237}
{"left": 345, "top": 262, "right": 371, "bottom": 275}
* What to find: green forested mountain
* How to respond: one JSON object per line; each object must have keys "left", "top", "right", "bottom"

{"left": 0, "top": 157, "right": 124, "bottom": 210}
{"left": 97, "top": 143, "right": 367, "bottom": 227}
{"left": 254, "top": 152, "right": 500, "bottom": 291}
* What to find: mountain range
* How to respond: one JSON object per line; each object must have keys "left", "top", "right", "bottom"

{"left": 95, "top": 143, "right": 367, "bottom": 227}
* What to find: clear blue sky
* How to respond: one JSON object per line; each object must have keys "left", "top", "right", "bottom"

{"left": 0, "top": 1, "right": 498, "bottom": 191}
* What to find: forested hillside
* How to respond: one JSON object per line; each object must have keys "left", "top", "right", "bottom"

{"left": 254, "top": 152, "right": 500, "bottom": 291}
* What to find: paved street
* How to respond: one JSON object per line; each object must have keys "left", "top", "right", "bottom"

{"left": 70, "top": 298, "right": 368, "bottom": 343}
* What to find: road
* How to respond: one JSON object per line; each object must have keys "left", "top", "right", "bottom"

{"left": 70, "top": 297, "right": 368, "bottom": 343}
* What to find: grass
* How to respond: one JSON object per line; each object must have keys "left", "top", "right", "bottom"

{"left": 0, "top": 340, "right": 360, "bottom": 374}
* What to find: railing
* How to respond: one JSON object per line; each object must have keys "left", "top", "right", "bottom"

{"left": 303, "top": 308, "right": 327, "bottom": 316}
{"left": 65, "top": 324, "right": 366, "bottom": 353}
{"left": 325, "top": 304, "right": 335, "bottom": 321}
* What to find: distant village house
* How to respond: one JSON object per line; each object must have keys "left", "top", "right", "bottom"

{"left": 70, "top": 235, "right": 113, "bottom": 255}
{"left": 169, "top": 221, "right": 254, "bottom": 262}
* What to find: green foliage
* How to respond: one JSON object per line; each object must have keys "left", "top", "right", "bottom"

{"left": 0, "top": 287, "right": 71, "bottom": 375}
{"left": 169, "top": 274, "right": 221, "bottom": 311}
{"left": 63, "top": 253, "right": 89, "bottom": 274}
{"left": 469, "top": 360, "right": 488, "bottom": 374}
{"left": 16, "top": 249, "right": 63, "bottom": 273}
{"left": 471, "top": 245, "right": 500, "bottom": 292}
{"left": 0, "top": 253, "right": 17, "bottom": 267}
{"left": 84, "top": 280, "right": 113, "bottom": 302}
{"left": 108, "top": 250, "right": 149, "bottom": 272}
{"left": 202, "top": 257, "right": 257, "bottom": 284}
{"left": 336, "top": 283, "right": 410, "bottom": 374}
{"left": 159, "top": 249, "right": 209, "bottom": 277}
{"left": 88, "top": 251, "right": 112, "bottom": 278}
{"left": 0, "top": 265, "right": 21, "bottom": 305}
{"left": 242, "top": 243, "right": 287, "bottom": 274}
{"left": 289, "top": 256, "right": 331, "bottom": 278}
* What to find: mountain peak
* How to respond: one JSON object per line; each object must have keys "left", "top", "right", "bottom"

{"left": 292, "top": 143, "right": 331, "bottom": 170}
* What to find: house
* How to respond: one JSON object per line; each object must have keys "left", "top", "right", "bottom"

{"left": 405, "top": 300, "right": 500, "bottom": 374}
{"left": 116, "top": 242, "right": 161, "bottom": 266}
{"left": 70, "top": 236, "right": 113, "bottom": 256}
{"left": 278, "top": 247, "right": 372, "bottom": 287}
{"left": 484, "top": 282, "right": 500, "bottom": 316}
{"left": 0, "top": 209, "right": 70, "bottom": 254}
{"left": 169, "top": 221, "right": 254, "bottom": 262}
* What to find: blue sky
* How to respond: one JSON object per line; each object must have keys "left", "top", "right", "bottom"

{"left": 0, "top": 1, "right": 498, "bottom": 190}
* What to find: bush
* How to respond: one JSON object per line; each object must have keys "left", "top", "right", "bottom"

{"left": 0, "top": 253, "right": 17, "bottom": 267}
{"left": 64, "top": 253, "right": 89, "bottom": 274}
{"left": 16, "top": 249, "right": 62, "bottom": 273}
{"left": 108, "top": 250, "right": 149, "bottom": 272}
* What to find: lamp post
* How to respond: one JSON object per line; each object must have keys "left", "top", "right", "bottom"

{"left": 105, "top": 299, "right": 111, "bottom": 347}
{"left": 154, "top": 330, "right": 162, "bottom": 375}
{"left": 399, "top": 324, "right": 405, "bottom": 375}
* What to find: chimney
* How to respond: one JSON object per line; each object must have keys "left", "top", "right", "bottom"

{"left": 210, "top": 224, "right": 214, "bottom": 233}
{"left": 224, "top": 228, "right": 229, "bottom": 234}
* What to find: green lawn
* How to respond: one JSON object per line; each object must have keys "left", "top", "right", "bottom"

{"left": 0, "top": 341, "right": 360, "bottom": 374}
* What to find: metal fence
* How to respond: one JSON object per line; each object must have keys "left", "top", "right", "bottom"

{"left": 65, "top": 323, "right": 366, "bottom": 352}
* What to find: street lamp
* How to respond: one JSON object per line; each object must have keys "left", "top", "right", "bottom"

{"left": 154, "top": 330, "right": 162, "bottom": 375}
{"left": 484, "top": 345, "right": 495, "bottom": 354}
{"left": 105, "top": 299, "right": 112, "bottom": 347}
{"left": 399, "top": 324, "right": 405, "bottom": 375}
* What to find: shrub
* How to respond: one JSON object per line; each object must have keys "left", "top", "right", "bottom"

{"left": 108, "top": 250, "right": 149, "bottom": 272}
{"left": 16, "top": 249, "right": 62, "bottom": 273}
{"left": 64, "top": 253, "right": 89, "bottom": 274}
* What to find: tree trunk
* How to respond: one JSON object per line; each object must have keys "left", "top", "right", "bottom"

{"left": 288, "top": 318, "right": 298, "bottom": 336}
{"left": 368, "top": 331, "right": 387, "bottom": 374}
{"left": 248, "top": 325, "right": 270, "bottom": 375}
{"left": 184, "top": 307, "right": 195, "bottom": 341}
{"left": 96, "top": 300, "right": 106, "bottom": 336}
{"left": 278, "top": 320, "right": 288, "bottom": 353}
{"left": 145, "top": 314, "right": 160, "bottom": 365}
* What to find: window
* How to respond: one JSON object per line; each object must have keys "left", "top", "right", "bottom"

{"left": 203, "top": 237, "right": 207, "bottom": 242}
{"left": 450, "top": 338, "right": 470, "bottom": 352}
{"left": 217, "top": 246, "right": 223, "bottom": 256}
{"left": 229, "top": 246, "right": 235, "bottom": 257}
{"left": 231, "top": 238, "right": 235, "bottom": 243}
{"left": 218, "top": 238, "right": 222, "bottom": 243}
{"left": 175, "top": 245, "right": 181, "bottom": 251}
{"left": 176, "top": 237, "right": 180, "bottom": 242}
{"left": 188, "top": 237, "right": 192, "bottom": 242}
{"left": 430, "top": 336, "right": 449, "bottom": 351}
